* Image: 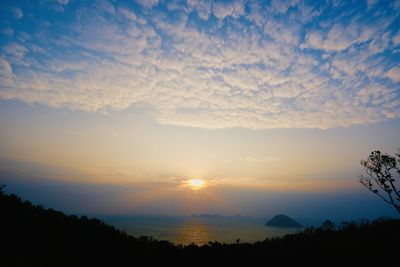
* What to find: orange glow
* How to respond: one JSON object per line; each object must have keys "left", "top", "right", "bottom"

{"left": 187, "top": 179, "right": 206, "bottom": 190}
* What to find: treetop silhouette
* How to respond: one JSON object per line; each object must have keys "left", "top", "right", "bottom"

{"left": 360, "top": 150, "right": 400, "bottom": 214}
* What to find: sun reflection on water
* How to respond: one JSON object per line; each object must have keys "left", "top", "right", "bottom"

{"left": 176, "top": 220, "right": 212, "bottom": 245}
{"left": 105, "top": 216, "right": 300, "bottom": 246}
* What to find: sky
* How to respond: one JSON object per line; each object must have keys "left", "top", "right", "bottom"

{"left": 0, "top": 0, "right": 399, "bottom": 223}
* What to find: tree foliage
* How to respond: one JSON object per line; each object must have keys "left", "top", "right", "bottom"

{"left": 360, "top": 150, "right": 400, "bottom": 214}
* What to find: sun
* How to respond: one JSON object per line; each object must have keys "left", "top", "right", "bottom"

{"left": 187, "top": 179, "right": 206, "bottom": 190}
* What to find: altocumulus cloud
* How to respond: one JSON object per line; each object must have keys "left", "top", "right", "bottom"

{"left": 0, "top": 0, "right": 399, "bottom": 129}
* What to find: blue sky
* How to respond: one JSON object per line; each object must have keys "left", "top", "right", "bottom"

{"left": 0, "top": 0, "right": 399, "bottom": 220}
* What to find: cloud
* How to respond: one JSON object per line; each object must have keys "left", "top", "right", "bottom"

{"left": 268, "top": 0, "right": 299, "bottom": 14}
{"left": 135, "top": 0, "right": 159, "bottom": 9}
{"left": 366, "top": 0, "right": 377, "bottom": 9}
{"left": 304, "top": 24, "right": 369, "bottom": 52}
{"left": 0, "top": 1, "right": 399, "bottom": 129}
{"left": 386, "top": 67, "right": 400, "bottom": 83}
{"left": 0, "top": 27, "right": 14, "bottom": 37}
{"left": 212, "top": 0, "right": 245, "bottom": 19}
{"left": 57, "top": 0, "right": 69, "bottom": 5}
{"left": 117, "top": 7, "right": 137, "bottom": 21}
{"left": 3, "top": 43, "right": 28, "bottom": 66}
{"left": 96, "top": 0, "right": 116, "bottom": 15}
{"left": 12, "top": 7, "right": 23, "bottom": 19}
{"left": 393, "top": 32, "right": 400, "bottom": 46}
{"left": 0, "top": 58, "right": 12, "bottom": 75}
{"left": 187, "top": 0, "right": 212, "bottom": 20}
{"left": 0, "top": 57, "right": 14, "bottom": 87}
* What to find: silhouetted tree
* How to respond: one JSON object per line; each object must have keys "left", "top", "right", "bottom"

{"left": 321, "top": 220, "right": 335, "bottom": 231}
{"left": 359, "top": 150, "right": 400, "bottom": 214}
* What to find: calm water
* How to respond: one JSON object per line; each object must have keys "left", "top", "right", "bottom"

{"left": 102, "top": 216, "right": 302, "bottom": 245}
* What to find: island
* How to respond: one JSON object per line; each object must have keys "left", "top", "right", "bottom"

{"left": 265, "top": 214, "right": 304, "bottom": 228}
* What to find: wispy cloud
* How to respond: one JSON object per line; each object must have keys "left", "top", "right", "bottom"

{"left": 212, "top": 0, "right": 245, "bottom": 19}
{"left": 12, "top": 7, "right": 23, "bottom": 19}
{"left": 135, "top": 0, "right": 159, "bottom": 9}
{"left": 386, "top": 67, "right": 400, "bottom": 83}
{"left": 0, "top": 0, "right": 399, "bottom": 129}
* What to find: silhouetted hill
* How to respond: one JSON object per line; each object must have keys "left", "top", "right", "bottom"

{"left": 1, "top": 186, "right": 399, "bottom": 265}
{"left": 265, "top": 214, "right": 303, "bottom": 228}
{"left": 0, "top": 186, "right": 177, "bottom": 266}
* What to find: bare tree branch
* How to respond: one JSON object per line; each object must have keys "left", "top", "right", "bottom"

{"left": 359, "top": 150, "right": 400, "bottom": 215}
{"left": 360, "top": 175, "right": 393, "bottom": 205}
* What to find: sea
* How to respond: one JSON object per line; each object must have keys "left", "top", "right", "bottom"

{"left": 101, "top": 215, "right": 303, "bottom": 245}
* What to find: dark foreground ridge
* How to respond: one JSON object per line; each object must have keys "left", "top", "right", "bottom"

{"left": 1, "top": 187, "right": 399, "bottom": 266}
{"left": 265, "top": 214, "right": 303, "bottom": 228}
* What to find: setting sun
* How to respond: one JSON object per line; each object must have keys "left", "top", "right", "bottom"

{"left": 187, "top": 179, "right": 206, "bottom": 190}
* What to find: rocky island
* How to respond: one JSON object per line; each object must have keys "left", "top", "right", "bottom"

{"left": 265, "top": 215, "right": 303, "bottom": 228}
